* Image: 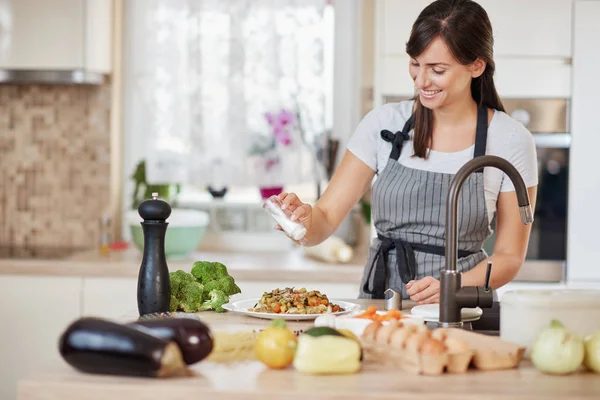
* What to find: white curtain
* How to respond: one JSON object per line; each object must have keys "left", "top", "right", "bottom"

{"left": 130, "top": 0, "right": 330, "bottom": 187}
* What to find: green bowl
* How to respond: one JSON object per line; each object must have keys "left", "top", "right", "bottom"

{"left": 128, "top": 209, "right": 210, "bottom": 259}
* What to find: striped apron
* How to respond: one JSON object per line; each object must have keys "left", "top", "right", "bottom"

{"left": 359, "top": 106, "right": 491, "bottom": 299}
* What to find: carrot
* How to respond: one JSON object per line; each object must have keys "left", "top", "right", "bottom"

{"left": 273, "top": 303, "right": 281, "bottom": 313}
{"left": 376, "top": 309, "right": 404, "bottom": 321}
{"left": 354, "top": 306, "right": 378, "bottom": 319}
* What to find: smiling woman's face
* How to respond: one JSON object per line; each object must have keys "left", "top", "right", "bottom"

{"left": 409, "top": 36, "right": 483, "bottom": 110}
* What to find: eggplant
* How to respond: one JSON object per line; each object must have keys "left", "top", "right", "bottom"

{"left": 59, "top": 317, "right": 188, "bottom": 378}
{"left": 128, "top": 318, "right": 214, "bottom": 365}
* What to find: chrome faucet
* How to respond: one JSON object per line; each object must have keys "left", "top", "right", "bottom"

{"left": 439, "top": 155, "right": 534, "bottom": 327}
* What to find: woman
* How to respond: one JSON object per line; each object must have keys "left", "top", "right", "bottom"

{"left": 277, "top": 0, "right": 538, "bottom": 303}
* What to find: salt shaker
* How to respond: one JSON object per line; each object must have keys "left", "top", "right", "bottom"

{"left": 263, "top": 195, "right": 307, "bottom": 241}
{"left": 384, "top": 288, "right": 402, "bottom": 310}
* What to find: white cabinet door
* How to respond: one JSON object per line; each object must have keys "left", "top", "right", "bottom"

{"left": 82, "top": 277, "right": 138, "bottom": 320}
{"left": 0, "top": 0, "right": 85, "bottom": 69}
{"left": 0, "top": 0, "right": 112, "bottom": 72}
{"left": 379, "top": 0, "right": 573, "bottom": 58}
{"left": 84, "top": 0, "right": 113, "bottom": 73}
{"left": 378, "top": 0, "right": 428, "bottom": 57}
{"left": 478, "top": 0, "right": 573, "bottom": 58}
{"left": 0, "top": 276, "right": 82, "bottom": 400}
{"left": 375, "top": 0, "right": 574, "bottom": 99}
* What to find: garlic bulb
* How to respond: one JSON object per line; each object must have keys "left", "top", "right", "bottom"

{"left": 531, "top": 320, "right": 584, "bottom": 375}
{"left": 314, "top": 313, "right": 337, "bottom": 329}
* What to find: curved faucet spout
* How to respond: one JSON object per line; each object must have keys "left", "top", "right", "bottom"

{"left": 439, "top": 155, "right": 534, "bottom": 327}
{"left": 445, "top": 155, "right": 534, "bottom": 273}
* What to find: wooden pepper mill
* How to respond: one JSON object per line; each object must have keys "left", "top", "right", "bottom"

{"left": 137, "top": 192, "right": 171, "bottom": 316}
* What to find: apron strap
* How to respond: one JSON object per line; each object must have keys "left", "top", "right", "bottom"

{"left": 362, "top": 238, "right": 395, "bottom": 299}
{"left": 380, "top": 115, "right": 414, "bottom": 162}
{"left": 363, "top": 235, "right": 478, "bottom": 299}
{"left": 381, "top": 106, "right": 489, "bottom": 165}
{"left": 473, "top": 105, "right": 489, "bottom": 172}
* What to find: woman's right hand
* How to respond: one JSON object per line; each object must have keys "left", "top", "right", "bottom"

{"left": 276, "top": 192, "right": 313, "bottom": 240}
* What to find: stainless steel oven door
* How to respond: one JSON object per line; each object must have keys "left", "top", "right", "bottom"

{"left": 482, "top": 134, "right": 569, "bottom": 283}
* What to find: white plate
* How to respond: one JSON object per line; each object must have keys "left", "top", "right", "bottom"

{"left": 222, "top": 298, "right": 361, "bottom": 321}
{"left": 410, "top": 304, "right": 483, "bottom": 322}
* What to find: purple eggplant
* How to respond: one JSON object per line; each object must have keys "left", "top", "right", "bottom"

{"left": 128, "top": 318, "right": 214, "bottom": 365}
{"left": 59, "top": 317, "right": 188, "bottom": 378}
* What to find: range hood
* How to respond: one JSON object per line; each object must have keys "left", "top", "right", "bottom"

{"left": 0, "top": 0, "right": 112, "bottom": 85}
{"left": 0, "top": 69, "right": 106, "bottom": 85}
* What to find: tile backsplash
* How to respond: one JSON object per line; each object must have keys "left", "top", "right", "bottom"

{"left": 0, "top": 84, "right": 111, "bottom": 248}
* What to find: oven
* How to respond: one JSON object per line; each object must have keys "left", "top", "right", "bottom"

{"left": 484, "top": 98, "right": 569, "bottom": 283}
{"left": 382, "top": 96, "right": 569, "bottom": 283}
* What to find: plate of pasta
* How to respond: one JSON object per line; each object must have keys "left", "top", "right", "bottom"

{"left": 222, "top": 287, "right": 360, "bottom": 321}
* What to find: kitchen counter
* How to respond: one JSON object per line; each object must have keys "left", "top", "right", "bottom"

{"left": 17, "top": 300, "right": 600, "bottom": 400}
{"left": 0, "top": 247, "right": 367, "bottom": 283}
{"left": 0, "top": 246, "right": 567, "bottom": 285}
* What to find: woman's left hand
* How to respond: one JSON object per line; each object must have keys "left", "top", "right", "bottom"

{"left": 406, "top": 277, "right": 440, "bottom": 304}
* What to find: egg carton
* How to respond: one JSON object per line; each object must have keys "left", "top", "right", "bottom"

{"left": 359, "top": 322, "right": 524, "bottom": 375}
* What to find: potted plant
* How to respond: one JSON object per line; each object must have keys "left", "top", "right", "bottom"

{"left": 130, "top": 160, "right": 181, "bottom": 209}
{"left": 248, "top": 108, "right": 299, "bottom": 199}
{"left": 127, "top": 160, "right": 210, "bottom": 258}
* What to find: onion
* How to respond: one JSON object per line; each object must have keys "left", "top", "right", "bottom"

{"left": 584, "top": 331, "right": 600, "bottom": 373}
{"left": 531, "top": 320, "right": 584, "bottom": 375}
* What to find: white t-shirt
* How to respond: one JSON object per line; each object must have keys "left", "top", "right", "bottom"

{"left": 347, "top": 100, "right": 538, "bottom": 223}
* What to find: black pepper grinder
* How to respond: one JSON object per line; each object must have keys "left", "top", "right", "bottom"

{"left": 137, "top": 192, "right": 171, "bottom": 316}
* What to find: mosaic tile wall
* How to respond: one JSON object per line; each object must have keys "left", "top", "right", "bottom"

{"left": 0, "top": 84, "right": 111, "bottom": 248}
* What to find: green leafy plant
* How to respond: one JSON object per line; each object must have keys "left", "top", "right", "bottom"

{"left": 130, "top": 159, "right": 181, "bottom": 209}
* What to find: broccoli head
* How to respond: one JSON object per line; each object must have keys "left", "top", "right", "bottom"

{"left": 212, "top": 262, "right": 228, "bottom": 276}
{"left": 203, "top": 275, "right": 241, "bottom": 296}
{"left": 198, "top": 289, "right": 229, "bottom": 313}
{"left": 191, "top": 261, "right": 217, "bottom": 283}
{"left": 169, "top": 294, "right": 179, "bottom": 312}
{"left": 179, "top": 281, "right": 204, "bottom": 312}
{"left": 170, "top": 269, "right": 196, "bottom": 297}
{"left": 169, "top": 270, "right": 204, "bottom": 312}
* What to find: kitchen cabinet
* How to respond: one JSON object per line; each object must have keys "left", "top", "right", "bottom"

{"left": 374, "top": 0, "right": 573, "bottom": 101}
{"left": 379, "top": 0, "right": 573, "bottom": 58}
{"left": 473, "top": 0, "right": 573, "bottom": 58}
{"left": 0, "top": 276, "right": 82, "bottom": 400}
{"left": 82, "top": 277, "right": 138, "bottom": 320}
{"left": 0, "top": 0, "right": 112, "bottom": 73}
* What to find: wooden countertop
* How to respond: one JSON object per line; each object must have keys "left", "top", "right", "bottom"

{"left": 0, "top": 248, "right": 366, "bottom": 283}
{"left": 17, "top": 300, "right": 600, "bottom": 400}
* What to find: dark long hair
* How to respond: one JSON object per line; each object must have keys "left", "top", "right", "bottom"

{"left": 406, "top": 0, "right": 505, "bottom": 158}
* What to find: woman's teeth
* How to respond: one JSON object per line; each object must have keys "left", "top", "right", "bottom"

{"left": 420, "top": 90, "right": 441, "bottom": 99}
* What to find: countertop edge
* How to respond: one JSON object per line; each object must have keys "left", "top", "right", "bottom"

{"left": 0, "top": 249, "right": 367, "bottom": 283}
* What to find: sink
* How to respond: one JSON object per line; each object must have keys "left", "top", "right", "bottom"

{"left": 425, "top": 302, "right": 500, "bottom": 336}
{"left": 470, "top": 301, "right": 500, "bottom": 336}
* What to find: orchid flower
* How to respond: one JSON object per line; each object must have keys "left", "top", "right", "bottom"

{"left": 264, "top": 109, "right": 295, "bottom": 146}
